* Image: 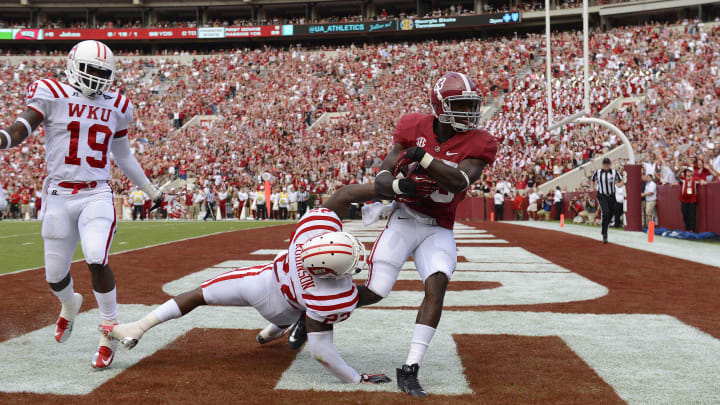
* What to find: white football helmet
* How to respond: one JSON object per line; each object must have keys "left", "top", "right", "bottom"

{"left": 300, "top": 232, "right": 366, "bottom": 279}
{"left": 65, "top": 40, "right": 115, "bottom": 98}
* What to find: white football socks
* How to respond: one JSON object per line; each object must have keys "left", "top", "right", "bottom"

{"left": 52, "top": 277, "right": 75, "bottom": 304}
{"left": 405, "top": 324, "right": 436, "bottom": 366}
{"left": 259, "top": 323, "right": 286, "bottom": 340}
{"left": 93, "top": 287, "right": 118, "bottom": 321}
{"left": 145, "top": 298, "right": 183, "bottom": 331}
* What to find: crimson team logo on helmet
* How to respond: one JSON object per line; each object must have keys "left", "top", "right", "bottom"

{"left": 66, "top": 40, "right": 116, "bottom": 98}
{"left": 430, "top": 72, "right": 483, "bottom": 132}
{"left": 300, "top": 232, "right": 366, "bottom": 279}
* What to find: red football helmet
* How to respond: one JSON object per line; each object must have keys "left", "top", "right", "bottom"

{"left": 430, "top": 72, "right": 483, "bottom": 132}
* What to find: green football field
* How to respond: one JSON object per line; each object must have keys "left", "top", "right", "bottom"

{"left": 0, "top": 220, "right": 293, "bottom": 274}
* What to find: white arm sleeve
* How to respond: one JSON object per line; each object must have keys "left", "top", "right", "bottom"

{"left": 110, "top": 136, "right": 160, "bottom": 200}
{"left": 308, "top": 330, "right": 361, "bottom": 383}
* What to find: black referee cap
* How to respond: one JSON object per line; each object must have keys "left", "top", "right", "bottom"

{"left": 602, "top": 158, "right": 611, "bottom": 164}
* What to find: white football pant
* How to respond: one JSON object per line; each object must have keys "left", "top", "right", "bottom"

{"left": 42, "top": 181, "right": 116, "bottom": 283}
{"left": 366, "top": 204, "right": 457, "bottom": 298}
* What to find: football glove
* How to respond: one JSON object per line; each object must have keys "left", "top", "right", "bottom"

{"left": 395, "top": 174, "right": 438, "bottom": 204}
{"left": 394, "top": 174, "right": 438, "bottom": 195}
{"left": 361, "top": 373, "right": 392, "bottom": 384}
{"left": 395, "top": 146, "right": 427, "bottom": 175}
{"left": 150, "top": 193, "right": 178, "bottom": 212}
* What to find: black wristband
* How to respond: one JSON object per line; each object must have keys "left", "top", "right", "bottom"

{"left": 407, "top": 146, "right": 426, "bottom": 162}
{"left": 397, "top": 178, "right": 417, "bottom": 195}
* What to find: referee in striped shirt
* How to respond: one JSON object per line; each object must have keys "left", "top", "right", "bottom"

{"left": 587, "top": 158, "right": 624, "bottom": 243}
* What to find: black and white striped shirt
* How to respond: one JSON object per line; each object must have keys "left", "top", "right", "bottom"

{"left": 591, "top": 169, "right": 622, "bottom": 196}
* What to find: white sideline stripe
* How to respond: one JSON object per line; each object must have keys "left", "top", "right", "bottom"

{"left": 349, "top": 232, "right": 494, "bottom": 238}
{"left": 457, "top": 247, "right": 552, "bottom": 264}
{"left": 511, "top": 221, "right": 720, "bottom": 268}
{"left": 0, "top": 222, "right": 295, "bottom": 277}
{"left": 163, "top": 261, "right": 269, "bottom": 295}
{"left": 251, "top": 249, "right": 286, "bottom": 256}
{"left": 454, "top": 239, "right": 508, "bottom": 244}
{"left": 355, "top": 236, "right": 507, "bottom": 243}
{"left": 0, "top": 232, "right": 41, "bottom": 239}
{"left": 378, "top": 272, "right": 606, "bottom": 306}
{"left": 257, "top": 248, "right": 551, "bottom": 264}
{"left": 212, "top": 260, "right": 569, "bottom": 273}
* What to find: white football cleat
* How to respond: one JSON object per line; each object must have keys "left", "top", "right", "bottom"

{"left": 92, "top": 320, "right": 118, "bottom": 370}
{"left": 256, "top": 323, "right": 288, "bottom": 344}
{"left": 55, "top": 293, "right": 83, "bottom": 343}
{"left": 99, "top": 321, "right": 145, "bottom": 350}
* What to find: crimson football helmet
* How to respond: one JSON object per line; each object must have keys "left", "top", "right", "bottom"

{"left": 430, "top": 72, "right": 483, "bottom": 132}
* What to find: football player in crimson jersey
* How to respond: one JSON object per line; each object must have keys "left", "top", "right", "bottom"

{"left": 0, "top": 40, "right": 164, "bottom": 369}
{"left": 362, "top": 72, "right": 497, "bottom": 396}
{"left": 100, "top": 184, "right": 392, "bottom": 385}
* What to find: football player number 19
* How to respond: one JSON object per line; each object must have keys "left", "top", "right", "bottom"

{"left": 430, "top": 188, "right": 454, "bottom": 203}
{"left": 64, "top": 121, "right": 113, "bottom": 169}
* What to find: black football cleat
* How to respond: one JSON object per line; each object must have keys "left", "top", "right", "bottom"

{"left": 603, "top": 234, "right": 608, "bottom": 244}
{"left": 397, "top": 363, "right": 428, "bottom": 397}
{"left": 288, "top": 314, "right": 307, "bottom": 351}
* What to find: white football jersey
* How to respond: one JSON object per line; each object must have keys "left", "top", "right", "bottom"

{"left": 26, "top": 78, "right": 133, "bottom": 182}
{"left": 274, "top": 208, "right": 359, "bottom": 325}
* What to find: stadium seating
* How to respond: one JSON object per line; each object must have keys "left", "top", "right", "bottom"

{"left": 1, "top": 20, "right": 719, "bottom": 204}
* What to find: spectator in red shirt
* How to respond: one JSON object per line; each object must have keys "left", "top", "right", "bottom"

{"left": 678, "top": 167, "right": 705, "bottom": 233}
{"left": 9, "top": 188, "right": 21, "bottom": 219}
{"left": 20, "top": 190, "right": 31, "bottom": 220}
{"left": 512, "top": 191, "right": 525, "bottom": 221}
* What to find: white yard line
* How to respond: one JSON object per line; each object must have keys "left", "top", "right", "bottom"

{"left": 0, "top": 232, "right": 41, "bottom": 239}
{"left": 509, "top": 221, "right": 720, "bottom": 268}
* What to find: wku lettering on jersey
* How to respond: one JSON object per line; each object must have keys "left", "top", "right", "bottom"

{"left": 26, "top": 78, "right": 133, "bottom": 182}
{"left": 68, "top": 103, "right": 111, "bottom": 122}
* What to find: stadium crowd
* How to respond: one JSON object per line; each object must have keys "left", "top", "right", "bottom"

{"left": 1, "top": 20, "right": 720, "bottom": 223}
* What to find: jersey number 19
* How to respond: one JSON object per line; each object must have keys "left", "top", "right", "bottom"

{"left": 64, "top": 121, "right": 112, "bottom": 169}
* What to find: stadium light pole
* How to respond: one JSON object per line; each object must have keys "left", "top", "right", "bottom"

{"left": 545, "top": 0, "right": 635, "bottom": 164}
{"left": 583, "top": 0, "right": 590, "bottom": 113}
{"left": 545, "top": 0, "right": 641, "bottom": 231}
{"left": 545, "top": 0, "right": 553, "bottom": 126}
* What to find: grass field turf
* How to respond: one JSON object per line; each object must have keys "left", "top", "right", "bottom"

{"left": 0, "top": 220, "right": 293, "bottom": 274}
